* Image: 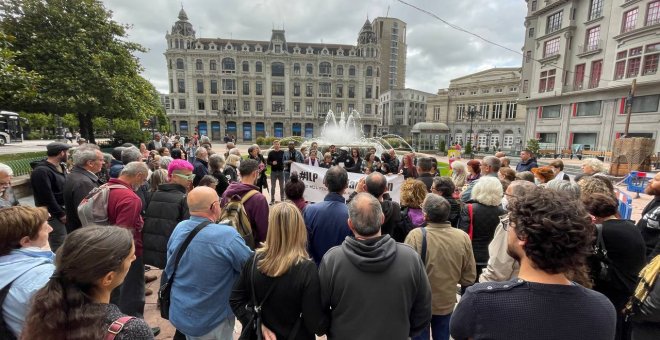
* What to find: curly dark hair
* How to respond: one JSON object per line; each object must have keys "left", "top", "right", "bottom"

{"left": 583, "top": 193, "right": 618, "bottom": 218}
{"left": 508, "top": 187, "right": 594, "bottom": 275}
{"left": 285, "top": 173, "right": 306, "bottom": 200}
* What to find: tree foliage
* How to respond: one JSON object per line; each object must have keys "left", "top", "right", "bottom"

{"left": 526, "top": 138, "right": 540, "bottom": 156}
{"left": 0, "top": 0, "right": 162, "bottom": 142}
{"left": 0, "top": 31, "right": 39, "bottom": 106}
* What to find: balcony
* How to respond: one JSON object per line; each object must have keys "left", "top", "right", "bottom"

{"left": 577, "top": 40, "right": 603, "bottom": 57}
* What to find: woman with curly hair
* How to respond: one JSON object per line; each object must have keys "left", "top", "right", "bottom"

{"left": 21, "top": 226, "right": 153, "bottom": 340}
{"left": 394, "top": 179, "right": 428, "bottom": 242}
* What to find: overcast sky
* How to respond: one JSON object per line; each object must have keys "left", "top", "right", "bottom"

{"left": 102, "top": 0, "right": 527, "bottom": 95}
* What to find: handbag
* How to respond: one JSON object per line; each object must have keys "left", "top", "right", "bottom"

{"left": 158, "top": 220, "right": 212, "bottom": 319}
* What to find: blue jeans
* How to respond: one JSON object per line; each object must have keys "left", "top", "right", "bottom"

{"left": 185, "top": 317, "right": 234, "bottom": 340}
{"left": 412, "top": 313, "right": 451, "bottom": 340}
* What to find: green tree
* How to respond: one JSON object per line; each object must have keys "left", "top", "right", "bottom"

{"left": 0, "top": 31, "right": 39, "bottom": 106}
{"left": 0, "top": 0, "right": 161, "bottom": 143}
{"left": 465, "top": 141, "right": 473, "bottom": 155}
{"left": 526, "top": 138, "right": 540, "bottom": 156}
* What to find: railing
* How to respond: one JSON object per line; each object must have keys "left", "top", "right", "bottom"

{"left": 5, "top": 156, "right": 46, "bottom": 177}
{"left": 578, "top": 40, "right": 602, "bottom": 53}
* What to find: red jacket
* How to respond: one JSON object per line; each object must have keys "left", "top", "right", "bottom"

{"left": 107, "top": 178, "right": 144, "bottom": 256}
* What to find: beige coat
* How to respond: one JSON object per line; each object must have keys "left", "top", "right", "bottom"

{"left": 405, "top": 222, "right": 476, "bottom": 315}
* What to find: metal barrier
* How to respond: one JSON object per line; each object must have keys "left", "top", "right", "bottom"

{"left": 4, "top": 156, "right": 46, "bottom": 177}
{"left": 616, "top": 189, "right": 634, "bottom": 220}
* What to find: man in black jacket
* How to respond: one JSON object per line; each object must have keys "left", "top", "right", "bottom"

{"left": 63, "top": 145, "right": 103, "bottom": 232}
{"left": 348, "top": 172, "right": 402, "bottom": 237}
{"left": 417, "top": 157, "right": 435, "bottom": 192}
{"left": 638, "top": 172, "right": 660, "bottom": 261}
{"left": 30, "top": 142, "right": 70, "bottom": 251}
{"left": 192, "top": 147, "right": 209, "bottom": 187}
{"left": 266, "top": 140, "right": 284, "bottom": 203}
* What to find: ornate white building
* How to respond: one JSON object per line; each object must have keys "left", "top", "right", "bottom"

{"left": 163, "top": 9, "right": 384, "bottom": 142}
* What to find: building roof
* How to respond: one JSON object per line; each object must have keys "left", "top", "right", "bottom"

{"left": 410, "top": 122, "right": 449, "bottom": 133}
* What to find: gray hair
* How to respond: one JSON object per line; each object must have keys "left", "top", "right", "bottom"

{"left": 348, "top": 193, "right": 384, "bottom": 237}
{"left": 0, "top": 163, "right": 13, "bottom": 176}
{"left": 121, "top": 147, "right": 142, "bottom": 165}
{"left": 120, "top": 161, "right": 149, "bottom": 177}
{"left": 159, "top": 156, "right": 173, "bottom": 170}
{"left": 451, "top": 160, "right": 467, "bottom": 173}
{"left": 482, "top": 156, "right": 501, "bottom": 173}
{"left": 72, "top": 146, "right": 100, "bottom": 167}
{"left": 103, "top": 153, "right": 113, "bottom": 164}
{"left": 422, "top": 193, "right": 451, "bottom": 223}
{"left": 195, "top": 147, "right": 208, "bottom": 157}
{"left": 546, "top": 180, "right": 581, "bottom": 200}
{"left": 471, "top": 176, "right": 503, "bottom": 206}
{"left": 209, "top": 154, "right": 226, "bottom": 172}
{"left": 583, "top": 158, "right": 605, "bottom": 173}
{"left": 229, "top": 148, "right": 241, "bottom": 156}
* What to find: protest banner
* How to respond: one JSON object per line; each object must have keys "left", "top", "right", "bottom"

{"left": 291, "top": 163, "right": 405, "bottom": 203}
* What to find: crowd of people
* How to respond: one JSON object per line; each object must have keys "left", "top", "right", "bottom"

{"left": 0, "top": 136, "right": 659, "bottom": 340}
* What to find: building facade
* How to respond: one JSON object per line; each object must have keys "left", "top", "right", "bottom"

{"left": 372, "top": 17, "right": 407, "bottom": 92}
{"left": 378, "top": 88, "right": 433, "bottom": 138}
{"left": 164, "top": 9, "right": 384, "bottom": 142}
{"left": 521, "top": 0, "right": 660, "bottom": 153}
{"left": 426, "top": 68, "right": 527, "bottom": 152}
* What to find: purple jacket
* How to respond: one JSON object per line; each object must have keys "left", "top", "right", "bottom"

{"left": 220, "top": 182, "right": 269, "bottom": 243}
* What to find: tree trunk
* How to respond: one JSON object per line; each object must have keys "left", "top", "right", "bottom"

{"left": 77, "top": 112, "right": 95, "bottom": 143}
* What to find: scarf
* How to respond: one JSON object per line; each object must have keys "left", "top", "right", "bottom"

{"left": 626, "top": 254, "right": 660, "bottom": 314}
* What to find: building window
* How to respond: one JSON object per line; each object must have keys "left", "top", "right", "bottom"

{"left": 272, "top": 62, "right": 285, "bottom": 77}
{"left": 222, "top": 58, "right": 235, "bottom": 73}
{"left": 539, "top": 133, "right": 558, "bottom": 145}
{"left": 256, "top": 61, "right": 263, "bottom": 73}
{"left": 292, "top": 123, "right": 302, "bottom": 137}
{"left": 197, "top": 99, "right": 205, "bottom": 110}
{"left": 293, "top": 63, "right": 300, "bottom": 75}
{"left": 196, "top": 79, "right": 204, "bottom": 94}
{"left": 366, "top": 66, "right": 373, "bottom": 77}
{"left": 274, "top": 122, "right": 284, "bottom": 138}
{"left": 622, "top": 8, "right": 639, "bottom": 33}
{"left": 630, "top": 94, "right": 660, "bottom": 113}
{"left": 319, "top": 83, "right": 331, "bottom": 98}
{"left": 528, "top": 27, "right": 535, "bottom": 38}
{"left": 585, "top": 26, "right": 600, "bottom": 51}
{"left": 336, "top": 84, "right": 343, "bottom": 98}
{"left": 256, "top": 81, "right": 263, "bottom": 96}
{"left": 293, "top": 102, "right": 300, "bottom": 113}
{"left": 222, "top": 79, "right": 236, "bottom": 94}
{"left": 627, "top": 57, "right": 641, "bottom": 77}
{"left": 589, "top": 0, "right": 603, "bottom": 20}
{"left": 243, "top": 101, "right": 250, "bottom": 112}
{"left": 242, "top": 61, "right": 249, "bottom": 72}
{"left": 546, "top": 11, "right": 563, "bottom": 34}
{"left": 349, "top": 65, "right": 356, "bottom": 76}
{"left": 319, "top": 62, "right": 331, "bottom": 76}
{"left": 272, "top": 82, "right": 285, "bottom": 96}
{"left": 209, "top": 100, "right": 217, "bottom": 111}
{"left": 176, "top": 58, "right": 184, "bottom": 69}
{"left": 576, "top": 100, "right": 601, "bottom": 116}
{"left": 492, "top": 102, "right": 503, "bottom": 119}
{"left": 648, "top": 1, "right": 660, "bottom": 26}
{"left": 348, "top": 103, "right": 355, "bottom": 112}
{"left": 306, "top": 63, "right": 313, "bottom": 75}
{"left": 178, "top": 98, "right": 186, "bottom": 110}
{"left": 456, "top": 104, "right": 466, "bottom": 120}
{"left": 336, "top": 65, "right": 344, "bottom": 76}
{"left": 644, "top": 53, "right": 659, "bottom": 75}
{"left": 319, "top": 102, "right": 331, "bottom": 114}
{"left": 272, "top": 101, "right": 284, "bottom": 113}
{"left": 210, "top": 60, "right": 217, "bottom": 71}
{"left": 336, "top": 103, "right": 343, "bottom": 112}
{"left": 614, "top": 60, "right": 626, "bottom": 80}
{"left": 348, "top": 85, "right": 355, "bottom": 98}
{"left": 479, "top": 103, "right": 489, "bottom": 119}
{"left": 541, "top": 105, "right": 561, "bottom": 118}
{"left": 177, "top": 79, "right": 185, "bottom": 93}
{"left": 506, "top": 102, "right": 517, "bottom": 119}
{"left": 525, "top": 51, "right": 532, "bottom": 63}
{"left": 293, "top": 83, "right": 300, "bottom": 97}
{"left": 539, "top": 69, "right": 556, "bottom": 92}
{"left": 306, "top": 102, "right": 313, "bottom": 113}
{"left": 169, "top": 79, "right": 174, "bottom": 93}
{"left": 503, "top": 134, "right": 514, "bottom": 148}
{"left": 256, "top": 101, "right": 263, "bottom": 112}
{"left": 523, "top": 80, "right": 529, "bottom": 93}
{"left": 589, "top": 60, "right": 603, "bottom": 88}
{"left": 210, "top": 80, "right": 218, "bottom": 94}
{"left": 574, "top": 64, "right": 585, "bottom": 90}
{"left": 306, "top": 83, "right": 313, "bottom": 97}
{"left": 543, "top": 37, "right": 560, "bottom": 58}
{"left": 243, "top": 81, "right": 250, "bottom": 95}
{"left": 365, "top": 85, "right": 372, "bottom": 99}
{"left": 196, "top": 59, "right": 203, "bottom": 71}
{"left": 531, "top": 0, "right": 537, "bottom": 11}
{"left": 364, "top": 104, "right": 371, "bottom": 115}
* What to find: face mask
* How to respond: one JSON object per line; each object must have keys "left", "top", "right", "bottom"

{"left": 534, "top": 178, "right": 541, "bottom": 185}
{"left": 502, "top": 196, "right": 509, "bottom": 210}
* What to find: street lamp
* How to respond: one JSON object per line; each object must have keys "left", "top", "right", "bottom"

{"left": 220, "top": 105, "right": 235, "bottom": 141}
{"left": 466, "top": 105, "right": 481, "bottom": 159}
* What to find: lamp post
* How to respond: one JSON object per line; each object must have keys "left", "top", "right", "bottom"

{"left": 466, "top": 105, "right": 481, "bottom": 159}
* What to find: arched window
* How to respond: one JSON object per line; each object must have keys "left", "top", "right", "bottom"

{"left": 336, "top": 65, "right": 344, "bottom": 76}
{"left": 366, "top": 66, "right": 373, "bottom": 77}
{"left": 271, "top": 62, "right": 285, "bottom": 77}
{"left": 319, "top": 62, "right": 331, "bottom": 75}
{"left": 176, "top": 58, "right": 184, "bottom": 70}
{"left": 222, "top": 58, "right": 235, "bottom": 73}
{"left": 242, "top": 61, "right": 249, "bottom": 72}
{"left": 195, "top": 59, "right": 203, "bottom": 71}
{"left": 349, "top": 65, "right": 356, "bottom": 76}
{"left": 209, "top": 60, "right": 217, "bottom": 71}
{"left": 256, "top": 61, "right": 263, "bottom": 73}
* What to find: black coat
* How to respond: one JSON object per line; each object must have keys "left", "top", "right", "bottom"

{"left": 142, "top": 183, "right": 189, "bottom": 269}
{"left": 63, "top": 166, "right": 100, "bottom": 232}
{"left": 211, "top": 171, "right": 230, "bottom": 198}
{"left": 30, "top": 160, "right": 67, "bottom": 218}
{"left": 459, "top": 201, "right": 505, "bottom": 265}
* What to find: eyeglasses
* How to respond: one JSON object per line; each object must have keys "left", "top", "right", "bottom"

{"left": 174, "top": 173, "right": 196, "bottom": 181}
{"left": 500, "top": 214, "right": 512, "bottom": 231}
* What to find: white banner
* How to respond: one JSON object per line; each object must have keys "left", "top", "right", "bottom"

{"left": 291, "top": 163, "right": 405, "bottom": 203}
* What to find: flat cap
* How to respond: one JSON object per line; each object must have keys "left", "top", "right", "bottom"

{"left": 46, "top": 142, "right": 71, "bottom": 154}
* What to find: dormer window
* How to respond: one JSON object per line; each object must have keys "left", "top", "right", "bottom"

{"left": 306, "top": 47, "right": 314, "bottom": 54}
{"left": 256, "top": 46, "right": 262, "bottom": 52}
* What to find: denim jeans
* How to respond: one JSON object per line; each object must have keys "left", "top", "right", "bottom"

{"left": 412, "top": 313, "right": 451, "bottom": 340}
{"left": 47, "top": 217, "right": 67, "bottom": 253}
{"left": 185, "top": 317, "right": 235, "bottom": 340}
{"left": 110, "top": 255, "right": 145, "bottom": 318}
{"left": 271, "top": 170, "right": 284, "bottom": 201}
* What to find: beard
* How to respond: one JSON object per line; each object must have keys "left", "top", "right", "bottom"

{"left": 645, "top": 184, "right": 660, "bottom": 196}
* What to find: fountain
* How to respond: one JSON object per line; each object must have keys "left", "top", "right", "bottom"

{"left": 303, "top": 110, "right": 415, "bottom": 156}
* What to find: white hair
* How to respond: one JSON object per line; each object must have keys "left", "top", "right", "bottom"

{"left": 159, "top": 156, "right": 173, "bottom": 170}
{"left": 583, "top": 158, "right": 604, "bottom": 173}
{"left": 471, "top": 176, "right": 503, "bottom": 206}
{"left": 72, "top": 145, "right": 100, "bottom": 167}
{"left": 229, "top": 148, "right": 241, "bottom": 156}
{"left": 451, "top": 160, "right": 467, "bottom": 173}
{"left": 0, "top": 163, "right": 13, "bottom": 176}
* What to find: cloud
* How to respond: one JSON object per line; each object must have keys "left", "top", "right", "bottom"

{"left": 101, "top": 0, "right": 526, "bottom": 94}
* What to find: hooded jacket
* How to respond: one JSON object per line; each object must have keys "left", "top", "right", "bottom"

{"left": 0, "top": 249, "right": 55, "bottom": 337}
{"left": 319, "top": 235, "right": 432, "bottom": 340}
{"left": 220, "top": 182, "right": 270, "bottom": 243}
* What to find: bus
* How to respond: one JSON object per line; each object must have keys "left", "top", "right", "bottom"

{"left": 0, "top": 111, "right": 24, "bottom": 145}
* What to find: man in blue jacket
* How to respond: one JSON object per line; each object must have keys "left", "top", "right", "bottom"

{"left": 515, "top": 149, "right": 538, "bottom": 172}
{"left": 304, "top": 166, "right": 352, "bottom": 265}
